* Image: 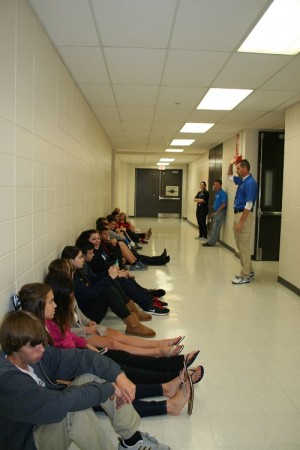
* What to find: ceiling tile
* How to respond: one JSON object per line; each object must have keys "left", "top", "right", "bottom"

{"left": 92, "top": 0, "right": 176, "bottom": 48}
{"left": 157, "top": 86, "right": 206, "bottom": 108}
{"left": 113, "top": 85, "right": 159, "bottom": 107}
{"left": 171, "top": 0, "right": 271, "bottom": 51}
{"left": 104, "top": 48, "right": 166, "bottom": 85}
{"left": 29, "top": 0, "right": 99, "bottom": 46}
{"left": 162, "top": 50, "right": 230, "bottom": 86}
{"left": 79, "top": 84, "right": 116, "bottom": 106}
{"left": 58, "top": 47, "right": 109, "bottom": 83}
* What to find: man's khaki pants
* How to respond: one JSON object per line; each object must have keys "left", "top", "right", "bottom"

{"left": 33, "top": 374, "right": 140, "bottom": 450}
{"left": 233, "top": 212, "right": 254, "bottom": 277}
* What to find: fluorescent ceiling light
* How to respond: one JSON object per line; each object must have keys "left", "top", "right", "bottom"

{"left": 180, "top": 122, "right": 214, "bottom": 133}
{"left": 165, "top": 149, "right": 184, "bottom": 153}
{"left": 159, "top": 158, "right": 175, "bottom": 162}
{"left": 157, "top": 162, "right": 170, "bottom": 166}
{"left": 170, "top": 139, "right": 195, "bottom": 146}
{"left": 238, "top": 0, "right": 300, "bottom": 55}
{"left": 197, "top": 88, "right": 252, "bottom": 110}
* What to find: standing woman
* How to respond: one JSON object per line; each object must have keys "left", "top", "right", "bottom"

{"left": 194, "top": 181, "right": 209, "bottom": 240}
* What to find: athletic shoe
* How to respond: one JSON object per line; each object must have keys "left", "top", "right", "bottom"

{"left": 134, "top": 244, "right": 142, "bottom": 250}
{"left": 232, "top": 275, "right": 250, "bottom": 284}
{"left": 118, "top": 432, "right": 170, "bottom": 450}
{"left": 137, "top": 261, "right": 148, "bottom": 269}
{"left": 202, "top": 242, "right": 214, "bottom": 247}
{"left": 130, "top": 262, "right": 147, "bottom": 271}
{"left": 149, "top": 305, "right": 170, "bottom": 315}
{"left": 249, "top": 271, "right": 255, "bottom": 277}
{"left": 152, "top": 296, "right": 168, "bottom": 307}
{"left": 148, "top": 288, "right": 166, "bottom": 298}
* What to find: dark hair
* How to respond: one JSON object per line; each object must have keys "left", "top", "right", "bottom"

{"left": 61, "top": 246, "right": 80, "bottom": 260}
{"left": 96, "top": 217, "right": 107, "bottom": 229}
{"left": 214, "top": 179, "right": 222, "bottom": 185}
{"left": 106, "top": 215, "right": 116, "bottom": 223}
{"left": 0, "top": 310, "right": 48, "bottom": 355}
{"left": 44, "top": 273, "right": 74, "bottom": 335}
{"left": 18, "top": 283, "right": 52, "bottom": 324}
{"left": 238, "top": 159, "right": 250, "bottom": 170}
{"left": 76, "top": 239, "right": 94, "bottom": 255}
{"left": 76, "top": 230, "right": 98, "bottom": 244}
{"left": 48, "top": 258, "right": 73, "bottom": 279}
{"left": 97, "top": 224, "right": 109, "bottom": 233}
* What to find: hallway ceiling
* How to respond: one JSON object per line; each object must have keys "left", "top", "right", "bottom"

{"left": 28, "top": 0, "right": 300, "bottom": 165}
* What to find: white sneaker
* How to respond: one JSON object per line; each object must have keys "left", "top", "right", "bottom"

{"left": 232, "top": 276, "right": 250, "bottom": 285}
{"left": 118, "top": 432, "right": 170, "bottom": 450}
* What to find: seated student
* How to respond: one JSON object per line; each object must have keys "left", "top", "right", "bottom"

{"left": 47, "top": 258, "right": 179, "bottom": 356}
{"left": 0, "top": 309, "right": 171, "bottom": 450}
{"left": 118, "top": 212, "right": 152, "bottom": 242}
{"left": 17, "top": 280, "right": 195, "bottom": 419}
{"left": 61, "top": 246, "right": 156, "bottom": 338}
{"left": 41, "top": 266, "right": 202, "bottom": 385}
{"left": 97, "top": 221, "right": 170, "bottom": 268}
{"left": 76, "top": 232, "right": 169, "bottom": 315}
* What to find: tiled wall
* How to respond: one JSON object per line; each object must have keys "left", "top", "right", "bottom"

{"left": 279, "top": 101, "right": 300, "bottom": 289}
{"left": 0, "top": 0, "right": 112, "bottom": 316}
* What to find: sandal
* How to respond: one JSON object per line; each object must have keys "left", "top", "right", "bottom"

{"left": 166, "top": 344, "right": 184, "bottom": 357}
{"left": 189, "top": 365, "right": 205, "bottom": 384}
{"left": 185, "top": 350, "right": 200, "bottom": 368}
{"left": 170, "top": 336, "right": 185, "bottom": 346}
{"left": 182, "top": 361, "right": 194, "bottom": 415}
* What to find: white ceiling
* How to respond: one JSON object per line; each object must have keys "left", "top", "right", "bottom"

{"left": 28, "top": 0, "right": 300, "bottom": 165}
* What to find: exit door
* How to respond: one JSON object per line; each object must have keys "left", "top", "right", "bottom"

{"left": 255, "top": 131, "right": 284, "bottom": 261}
{"left": 135, "top": 169, "right": 182, "bottom": 218}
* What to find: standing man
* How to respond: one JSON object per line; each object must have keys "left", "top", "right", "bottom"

{"left": 228, "top": 157, "right": 258, "bottom": 284}
{"left": 194, "top": 181, "right": 209, "bottom": 240}
{"left": 202, "top": 180, "right": 227, "bottom": 247}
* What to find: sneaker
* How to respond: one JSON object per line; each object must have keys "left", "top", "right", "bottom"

{"left": 149, "top": 305, "right": 170, "bottom": 315}
{"left": 200, "top": 237, "right": 207, "bottom": 241}
{"left": 118, "top": 432, "right": 170, "bottom": 450}
{"left": 202, "top": 242, "right": 214, "bottom": 247}
{"left": 135, "top": 244, "right": 142, "bottom": 250}
{"left": 137, "top": 261, "right": 148, "bottom": 269}
{"left": 152, "top": 296, "right": 168, "bottom": 307}
{"left": 148, "top": 288, "right": 166, "bottom": 298}
{"left": 249, "top": 271, "right": 255, "bottom": 278}
{"left": 130, "top": 262, "right": 147, "bottom": 271}
{"left": 232, "top": 276, "right": 250, "bottom": 284}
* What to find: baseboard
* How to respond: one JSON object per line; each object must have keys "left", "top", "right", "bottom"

{"left": 277, "top": 276, "right": 300, "bottom": 297}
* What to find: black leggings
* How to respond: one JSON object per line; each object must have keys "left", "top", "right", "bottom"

{"left": 105, "top": 349, "right": 184, "bottom": 384}
{"left": 85, "top": 283, "right": 130, "bottom": 323}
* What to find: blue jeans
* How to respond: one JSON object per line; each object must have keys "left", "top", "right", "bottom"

{"left": 207, "top": 210, "right": 226, "bottom": 245}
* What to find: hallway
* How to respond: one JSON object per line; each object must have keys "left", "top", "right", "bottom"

{"left": 102, "top": 218, "right": 300, "bottom": 449}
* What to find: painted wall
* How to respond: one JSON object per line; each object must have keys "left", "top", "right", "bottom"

{"left": 279, "top": 101, "right": 300, "bottom": 289}
{"left": 0, "top": 0, "right": 112, "bottom": 317}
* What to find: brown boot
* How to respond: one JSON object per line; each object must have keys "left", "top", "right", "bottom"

{"left": 127, "top": 299, "right": 152, "bottom": 321}
{"left": 123, "top": 312, "right": 156, "bottom": 338}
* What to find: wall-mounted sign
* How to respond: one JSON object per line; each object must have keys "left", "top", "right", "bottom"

{"left": 166, "top": 186, "right": 179, "bottom": 197}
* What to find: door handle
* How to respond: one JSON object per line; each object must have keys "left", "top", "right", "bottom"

{"left": 159, "top": 196, "right": 180, "bottom": 200}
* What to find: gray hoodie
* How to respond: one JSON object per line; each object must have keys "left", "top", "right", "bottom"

{"left": 0, "top": 345, "right": 123, "bottom": 450}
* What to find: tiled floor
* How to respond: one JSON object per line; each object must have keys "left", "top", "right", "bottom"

{"left": 101, "top": 218, "right": 300, "bottom": 450}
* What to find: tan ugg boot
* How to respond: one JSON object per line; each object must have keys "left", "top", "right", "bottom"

{"left": 123, "top": 312, "right": 156, "bottom": 337}
{"left": 127, "top": 299, "right": 152, "bottom": 321}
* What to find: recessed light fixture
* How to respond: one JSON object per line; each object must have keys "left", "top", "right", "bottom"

{"left": 165, "top": 149, "right": 184, "bottom": 153}
{"left": 238, "top": 0, "right": 300, "bottom": 55}
{"left": 197, "top": 88, "right": 252, "bottom": 110}
{"left": 156, "top": 162, "right": 170, "bottom": 166}
{"left": 180, "top": 123, "right": 214, "bottom": 133}
{"left": 159, "top": 158, "right": 175, "bottom": 162}
{"left": 170, "top": 139, "right": 195, "bottom": 146}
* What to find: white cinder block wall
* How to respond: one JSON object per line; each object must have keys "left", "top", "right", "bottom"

{"left": 0, "top": 0, "right": 112, "bottom": 317}
{"left": 279, "top": 102, "right": 300, "bottom": 290}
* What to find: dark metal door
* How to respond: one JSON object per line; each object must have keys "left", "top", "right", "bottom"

{"left": 255, "top": 131, "right": 284, "bottom": 261}
{"left": 135, "top": 169, "right": 159, "bottom": 217}
{"left": 135, "top": 169, "right": 182, "bottom": 217}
